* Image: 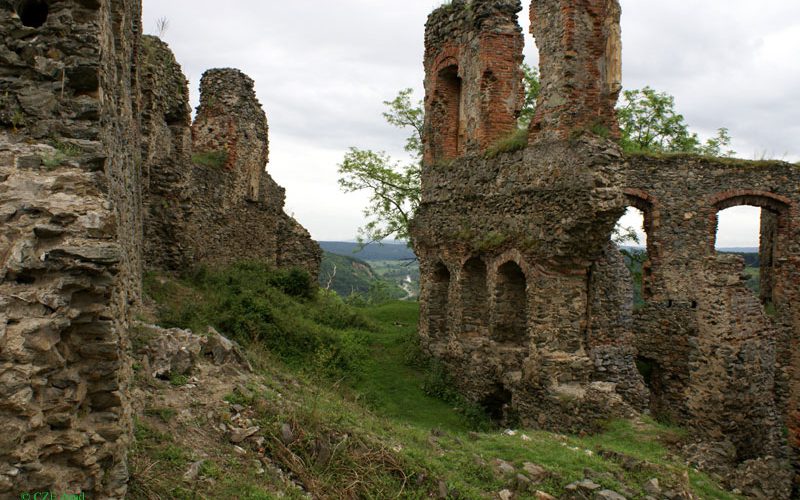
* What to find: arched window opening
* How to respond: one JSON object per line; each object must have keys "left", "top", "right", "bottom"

{"left": 428, "top": 263, "right": 450, "bottom": 341}
{"left": 434, "top": 64, "right": 463, "bottom": 161}
{"left": 461, "top": 257, "right": 488, "bottom": 337}
{"left": 492, "top": 261, "right": 527, "bottom": 343}
{"left": 715, "top": 204, "right": 777, "bottom": 307}
{"left": 480, "top": 383, "right": 513, "bottom": 424}
{"left": 17, "top": 0, "right": 49, "bottom": 28}
{"left": 614, "top": 206, "right": 648, "bottom": 307}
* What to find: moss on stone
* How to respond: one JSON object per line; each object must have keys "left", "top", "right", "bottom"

{"left": 485, "top": 128, "right": 528, "bottom": 159}
{"left": 191, "top": 150, "right": 228, "bottom": 169}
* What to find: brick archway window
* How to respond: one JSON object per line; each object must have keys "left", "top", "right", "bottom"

{"left": 433, "top": 64, "right": 463, "bottom": 161}
{"left": 17, "top": 0, "right": 49, "bottom": 28}
{"left": 492, "top": 261, "right": 527, "bottom": 344}
{"left": 713, "top": 193, "right": 789, "bottom": 306}
{"left": 619, "top": 193, "right": 656, "bottom": 304}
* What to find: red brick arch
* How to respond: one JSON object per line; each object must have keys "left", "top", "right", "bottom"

{"left": 708, "top": 189, "right": 792, "bottom": 262}
{"left": 710, "top": 189, "right": 792, "bottom": 213}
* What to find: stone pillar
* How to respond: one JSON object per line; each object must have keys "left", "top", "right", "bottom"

{"left": 192, "top": 68, "right": 269, "bottom": 204}
{"left": 528, "top": 0, "right": 622, "bottom": 142}
{"left": 423, "top": 0, "right": 525, "bottom": 165}
{"left": 185, "top": 68, "right": 322, "bottom": 277}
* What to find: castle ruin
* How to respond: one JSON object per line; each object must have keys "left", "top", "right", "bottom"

{"left": 0, "top": 0, "right": 319, "bottom": 496}
{"left": 413, "top": 0, "right": 800, "bottom": 496}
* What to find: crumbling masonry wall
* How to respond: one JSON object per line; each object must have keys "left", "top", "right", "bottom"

{"left": 139, "top": 35, "right": 192, "bottom": 271}
{"left": 139, "top": 60, "right": 321, "bottom": 277}
{"left": 414, "top": 0, "right": 799, "bottom": 495}
{"left": 0, "top": 0, "right": 142, "bottom": 496}
{"left": 0, "top": 1, "right": 322, "bottom": 496}
{"left": 423, "top": 0, "right": 525, "bottom": 165}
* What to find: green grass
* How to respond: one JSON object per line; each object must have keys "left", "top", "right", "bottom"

{"left": 485, "top": 128, "right": 528, "bottom": 158}
{"left": 144, "top": 263, "right": 374, "bottom": 380}
{"left": 136, "top": 263, "right": 741, "bottom": 499}
{"left": 350, "top": 302, "right": 476, "bottom": 431}
{"left": 192, "top": 149, "right": 228, "bottom": 168}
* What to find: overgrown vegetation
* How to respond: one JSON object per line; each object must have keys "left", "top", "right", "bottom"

{"left": 42, "top": 140, "right": 82, "bottom": 168}
{"left": 618, "top": 86, "right": 735, "bottom": 157}
{"left": 191, "top": 149, "right": 228, "bottom": 168}
{"left": 136, "top": 263, "right": 740, "bottom": 499}
{"left": 485, "top": 128, "right": 528, "bottom": 158}
{"left": 145, "top": 262, "right": 374, "bottom": 380}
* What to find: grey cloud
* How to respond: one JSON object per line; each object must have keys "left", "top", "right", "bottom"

{"left": 142, "top": 0, "right": 798, "bottom": 243}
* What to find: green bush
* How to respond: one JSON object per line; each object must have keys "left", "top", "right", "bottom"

{"left": 145, "top": 261, "right": 372, "bottom": 381}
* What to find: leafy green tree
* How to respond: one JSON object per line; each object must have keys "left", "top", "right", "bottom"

{"left": 618, "top": 86, "right": 735, "bottom": 157}
{"left": 338, "top": 65, "right": 540, "bottom": 245}
{"left": 518, "top": 63, "right": 541, "bottom": 128}
{"left": 338, "top": 148, "right": 420, "bottom": 243}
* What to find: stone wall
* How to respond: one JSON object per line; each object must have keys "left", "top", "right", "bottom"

{"left": 527, "top": 0, "right": 622, "bottom": 142}
{"left": 139, "top": 61, "right": 322, "bottom": 278}
{"left": 423, "top": 0, "right": 525, "bottom": 165}
{"left": 0, "top": 0, "right": 142, "bottom": 496}
{"left": 185, "top": 68, "right": 321, "bottom": 276}
{"left": 0, "top": 3, "right": 321, "bottom": 497}
{"left": 414, "top": 0, "right": 799, "bottom": 494}
{"left": 140, "top": 35, "right": 192, "bottom": 270}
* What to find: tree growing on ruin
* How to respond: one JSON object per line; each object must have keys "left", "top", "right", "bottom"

{"left": 337, "top": 89, "right": 423, "bottom": 245}
{"left": 338, "top": 65, "right": 540, "bottom": 246}
{"left": 618, "top": 86, "right": 735, "bottom": 157}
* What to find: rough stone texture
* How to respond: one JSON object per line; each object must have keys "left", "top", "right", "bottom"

{"left": 423, "top": 0, "right": 525, "bottom": 165}
{"left": 414, "top": 0, "right": 799, "bottom": 495}
{"left": 139, "top": 35, "right": 192, "bottom": 270}
{"left": 0, "top": 2, "right": 320, "bottom": 496}
{"left": 527, "top": 0, "right": 622, "bottom": 142}
{"left": 0, "top": 0, "right": 142, "bottom": 496}
{"left": 139, "top": 64, "right": 321, "bottom": 277}
{"left": 132, "top": 323, "right": 248, "bottom": 380}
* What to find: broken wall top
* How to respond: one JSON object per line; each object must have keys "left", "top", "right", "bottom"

{"left": 423, "top": 0, "right": 525, "bottom": 164}
{"left": 193, "top": 67, "right": 270, "bottom": 203}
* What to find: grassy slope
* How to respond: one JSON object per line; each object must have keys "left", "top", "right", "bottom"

{"left": 132, "top": 266, "right": 740, "bottom": 499}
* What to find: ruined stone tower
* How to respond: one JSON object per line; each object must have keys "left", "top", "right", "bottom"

{"left": 423, "top": 0, "right": 525, "bottom": 165}
{"left": 414, "top": 0, "right": 800, "bottom": 495}
{"left": 139, "top": 51, "right": 322, "bottom": 276}
{"left": 0, "top": 1, "right": 321, "bottom": 496}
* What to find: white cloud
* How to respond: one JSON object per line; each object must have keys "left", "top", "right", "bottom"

{"left": 142, "top": 0, "right": 799, "bottom": 245}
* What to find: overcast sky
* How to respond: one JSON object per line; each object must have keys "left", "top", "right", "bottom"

{"left": 141, "top": 0, "right": 799, "bottom": 247}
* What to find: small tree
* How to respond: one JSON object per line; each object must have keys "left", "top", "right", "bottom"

{"left": 618, "top": 86, "right": 735, "bottom": 157}
{"left": 518, "top": 63, "right": 541, "bottom": 129}
{"left": 156, "top": 17, "right": 169, "bottom": 38}
{"left": 338, "top": 65, "right": 540, "bottom": 247}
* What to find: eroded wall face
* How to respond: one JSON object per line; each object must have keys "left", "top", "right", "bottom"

{"left": 140, "top": 35, "right": 192, "bottom": 271}
{"left": 183, "top": 68, "right": 322, "bottom": 277}
{"left": 138, "top": 55, "right": 322, "bottom": 277}
{"left": 423, "top": 0, "right": 525, "bottom": 165}
{"left": 0, "top": 0, "right": 142, "bottom": 496}
{"left": 528, "top": 0, "right": 622, "bottom": 142}
{"left": 622, "top": 156, "right": 800, "bottom": 489}
{"left": 415, "top": 0, "right": 799, "bottom": 494}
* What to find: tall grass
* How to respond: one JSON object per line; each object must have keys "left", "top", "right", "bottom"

{"left": 144, "top": 262, "right": 376, "bottom": 380}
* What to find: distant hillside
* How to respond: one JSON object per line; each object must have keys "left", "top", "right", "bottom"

{"left": 318, "top": 252, "right": 376, "bottom": 297}
{"left": 718, "top": 247, "right": 758, "bottom": 254}
{"left": 319, "top": 251, "right": 406, "bottom": 300}
{"left": 319, "top": 241, "right": 416, "bottom": 262}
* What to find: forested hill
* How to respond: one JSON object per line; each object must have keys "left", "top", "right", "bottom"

{"left": 319, "top": 241, "right": 416, "bottom": 261}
